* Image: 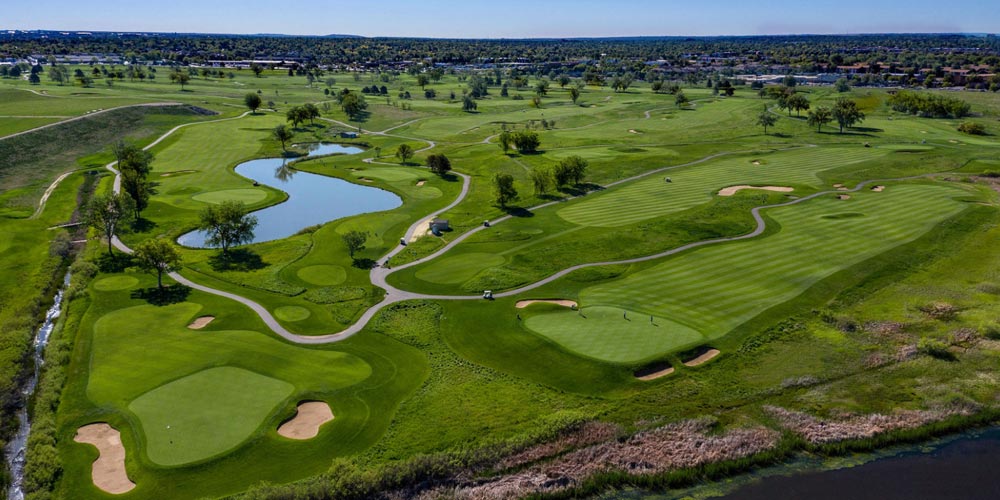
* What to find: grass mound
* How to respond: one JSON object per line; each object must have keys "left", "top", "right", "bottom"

{"left": 296, "top": 265, "right": 347, "bottom": 286}
{"left": 129, "top": 367, "right": 293, "bottom": 466}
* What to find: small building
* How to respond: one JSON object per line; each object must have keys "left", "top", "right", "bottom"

{"left": 340, "top": 131, "right": 359, "bottom": 139}
{"left": 430, "top": 218, "right": 450, "bottom": 232}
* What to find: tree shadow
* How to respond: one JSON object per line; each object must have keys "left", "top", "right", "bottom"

{"left": 130, "top": 217, "right": 157, "bottom": 233}
{"left": 438, "top": 172, "right": 461, "bottom": 183}
{"left": 97, "top": 253, "right": 133, "bottom": 273}
{"left": 208, "top": 248, "right": 266, "bottom": 271}
{"left": 131, "top": 284, "right": 192, "bottom": 306}
{"left": 501, "top": 206, "right": 534, "bottom": 218}
{"left": 352, "top": 257, "right": 377, "bottom": 269}
{"left": 558, "top": 183, "right": 605, "bottom": 197}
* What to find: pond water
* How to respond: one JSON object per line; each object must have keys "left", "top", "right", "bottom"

{"left": 177, "top": 144, "right": 401, "bottom": 247}
{"left": 597, "top": 426, "right": 1000, "bottom": 500}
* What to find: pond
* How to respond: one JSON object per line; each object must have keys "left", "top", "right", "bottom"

{"left": 177, "top": 144, "right": 402, "bottom": 248}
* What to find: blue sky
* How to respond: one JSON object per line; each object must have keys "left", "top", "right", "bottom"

{"left": 5, "top": 0, "right": 998, "bottom": 38}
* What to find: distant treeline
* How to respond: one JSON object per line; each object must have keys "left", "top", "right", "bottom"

{"left": 1, "top": 32, "right": 999, "bottom": 69}
{"left": 888, "top": 90, "right": 972, "bottom": 118}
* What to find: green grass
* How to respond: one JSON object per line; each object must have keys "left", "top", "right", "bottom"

{"left": 191, "top": 188, "right": 269, "bottom": 204}
{"left": 129, "top": 367, "right": 293, "bottom": 466}
{"left": 526, "top": 183, "right": 972, "bottom": 362}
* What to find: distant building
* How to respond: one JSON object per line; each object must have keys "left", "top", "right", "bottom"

{"left": 430, "top": 218, "right": 450, "bottom": 235}
{"left": 340, "top": 131, "right": 358, "bottom": 139}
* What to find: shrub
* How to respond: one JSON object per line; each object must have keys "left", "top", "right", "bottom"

{"left": 918, "top": 301, "right": 959, "bottom": 321}
{"left": 957, "top": 122, "right": 986, "bottom": 135}
{"left": 917, "top": 337, "right": 952, "bottom": 359}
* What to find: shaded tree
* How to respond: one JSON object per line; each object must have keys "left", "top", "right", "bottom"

{"left": 807, "top": 106, "right": 833, "bottom": 132}
{"left": 493, "top": 173, "right": 518, "bottom": 208}
{"left": 675, "top": 90, "right": 689, "bottom": 107}
{"left": 553, "top": 155, "right": 588, "bottom": 186}
{"left": 244, "top": 92, "right": 262, "bottom": 114}
{"left": 133, "top": 238, "right": 182, "bottom": 289}
{"left": 395, "top": 144, "right": 414, "bottom": 164}
{"left": 462, "top": 94, "right": 478, "bottom": 112}
{"left": 530, "top": 167, "right": 552, "bottom": 194}
{"left": 832, "top": 97, "right": 865, "bottom": 133}
{"left": 568, "top": 86, "right": 580, "bottom": 104}
{"left": 169, "top": 68, "right": 190, "bottom": 90}
{"left": 757, "top": 107, "right": 778, "bottom": 135}
{"left": 341, "top": 230, "right": 368, "bottom": 258}
{"left": 87, "top": 193, "right": 134, "bottom": 255}
{"left": 272, "top": 124, "right": 293, "bottom": 151}
{"left": 199, "top": 201, "right": 258, "bottom": 255}
{"left": 426, "top": 154, "right": 451, "bottom": 175}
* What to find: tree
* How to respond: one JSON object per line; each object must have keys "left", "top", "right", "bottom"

{"left": 834, "top": 77, "right": 851, "bottom": 92}
{"left": 272, "top": 124, "right": 293, "bottom": 151}
{"left": 416, "top": 74, "right": 429, "bottom": 89}
{"left": 786, "top": 93, "right": 810, "bottom": 116}
{"left": 395, "top": 144, "right": 414, "bottom": 164}
{"left": 244, "top": 93, "right": 262, "bottom": 114}
{"left": 169, "top": 68, "right": 190, "bottom": 90}
{"left": 87, "top": 193, "right": 134, "bottom": 255}
{"left": 782, "top": 74, "right": 798, "bottom": 87}
{"left": 28, "top": 72, "right": 40, "bottom": 85}
{"left": 133, "top": 238, "right": 182, "bottom": 289}
{"left": 341, "top": 230, "right": 368, "bottom": 258}
{"left": 302, "top": 103, "right": 321, "bottom": 125}
{"left": 807, "top": 106, "right": 833, "bottom": 132}
{"left": 340, "top": 92, "right": 367, "bottom": 120}
{"left": 462, "top": 94, "right": 478, "bottom": 112}
{"left": 199, "top": 201, "right": 258, "bottom": 255}
{"left": 558, "top": 75, "right": 571, "bottom": 88}
{"left": 756, "top": 107, "right": 778, "bottom": 135}
{"left": 832, "top": 97, "right": 865, "bottom": 133}
{"left": 498, "top": 130, "right": 512, "bottom": 154}
{"left": 552, "top": 156, "right": 588, "bottom": 186}
{"left": 568, "top": 86, "right": 580, "bottom": 104}
{"left": 512, "top": 130, "right": 540, "bottom": 153}
{"left": 286, "top": 106, "right": 308, "bottom": 127}
{"left": 112, "top": 141, "right": 153, "bottom": 221}
{"left": 675, "top": 90, "right": 689, "bottom": 107}
{"left": 530, "top": 167, "right": 552, "bottom": 194}
{"left": 251, "top": 63, "right": 264, "bottom": 77}
{"left": 493, "top": 173, "right": 518, "bottom": 209}
{"left": 426, "top": 154, "right": 451, "bottom": 175}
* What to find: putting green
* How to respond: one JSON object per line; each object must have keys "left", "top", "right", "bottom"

{"left": 129, "top": 367, "right": 293, "bottom": 466}
{"left": 92, "top": 275, "right": 139, "bottom": 292}
{"left": 297, "top": 265, "right": 347, "bottom": 286}
{"left": 525, "top": 306, "right": 703, "bottom": 363}
{"left": 274, "top": 306, "right": 311, "bottom": 322}
{"left": 192, "top": 188, "right": 267, "bottom": 205}
{"left": 414, "top": 253, "right": 505, "bottom": 284}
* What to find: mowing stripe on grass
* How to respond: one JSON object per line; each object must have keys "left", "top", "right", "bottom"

{"left": 558, "top": 147, "right": 888, "bottom": 227}
{"left": 528, "top": 184, "right": 969, "bottom": 362}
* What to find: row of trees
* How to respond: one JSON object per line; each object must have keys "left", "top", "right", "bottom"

{"left": 497, "top": 130, "right": 540, "bottom": 154}
{"left": 887, "top": 90, "right": 971, "bottom": 118}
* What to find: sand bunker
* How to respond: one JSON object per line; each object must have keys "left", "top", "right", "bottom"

{"left": 515, "top": 299, "right": 578, "bottom": 309}
{"left": 278, "top": 401, "right": 334, "bottom": 440}
{"left": 718, "top": 185, "right": 794, "bottom": 197}
{"left": 628, "top": 129, "right": 642, "bottom": 134}
{"left": 416, "top": 180, "right": 426, "bottom": 186}
{"left": 838, "top": 194, "right": 852, "bottom": 200}
{"left": 751, "top": 160, "right": 761, "bottom": 165}
{"left": 833, "top": 183, "right": 844, "bottom": 188}
{"left": 635, "top": 364, "right": 675, "bottom": 381}
{"left": 410, "top": 217, "right": 434, "bottom": 242}
{"left": 872, "top": 185, "right": 886, "bottom": 192}
{"left": 187, "top": 316, "right": 215, "bottom": 330}
{"left": 683, "top": 348, "right": 721, "bottom": 367}
{"left": 359, "top": 178, "right": 373, "bottom": 183}
{"left": 74, "top": 424, "right": 136, "bottom": 495}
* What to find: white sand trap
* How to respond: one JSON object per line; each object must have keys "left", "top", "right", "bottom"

{"left": 278, "top": 401, "right": 334, "bottom": 440}
{"left": 187, "top": 316, "right": 215, "bottom": 330}
{"left": 872, "top": 185, "right": 886, "bottom": 192}
{"left": 628, "top": 129, "right": 642, "bottom": 134}
{"left": 515, "top": 299, "right": 578, "bottom": 309}
{"left": 359, "top": 178, "right": 374, "bottom": 183}
{"left": 838, "top": 194, "right": 852, "bottom": 200}
{"left": 683, "top": 349, "right": 721, "bottom": 367}
{"left": 833, "top": 183, "right": 844, "bottom": 188}
{"left": 74, "top": 423, "right": 136, "bottom": 495}
{"left": 409, "top": 218, "right": 434, "bottom": 242}
{"left": 636, "top": 366, "right": 674, "bottom": 381}
{"left": 751, "top": 160, "right": 762, "bottom": 165}
{"left": 416, "top": 180, "right": 426, "bottom": 186}
{"left": 718, "top": 185, "right": 793, "bottom": 197}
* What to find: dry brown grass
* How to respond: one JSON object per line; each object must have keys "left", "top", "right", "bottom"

{"left": 764, "top": 406, "right": 975, "bottom": 445}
